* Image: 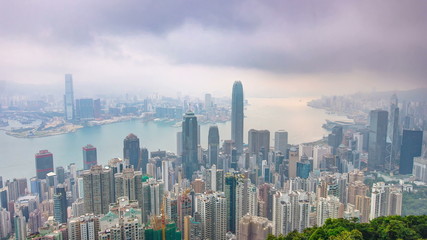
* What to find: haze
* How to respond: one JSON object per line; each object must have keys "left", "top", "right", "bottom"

{"left": 1, "top": 0, "right": 426, "bottom": 97}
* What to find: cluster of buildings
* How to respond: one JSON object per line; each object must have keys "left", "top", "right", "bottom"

{"left": 0, "top": 81, "right": 425, "bottom": 240}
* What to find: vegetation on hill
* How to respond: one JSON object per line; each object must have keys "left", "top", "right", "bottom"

{"left": 402, "top": 188, "right": 427, "bottom": 216}
{"left": 267, "top": 215, "right": 427, "bottom": 240}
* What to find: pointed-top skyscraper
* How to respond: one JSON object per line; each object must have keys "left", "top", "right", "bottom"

{"left": 232, "top": 81, "right": 244, "bottom": 154}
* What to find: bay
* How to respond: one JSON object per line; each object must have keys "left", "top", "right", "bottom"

{"left": 0, "top": 97, "right": 349, "bottom": 181}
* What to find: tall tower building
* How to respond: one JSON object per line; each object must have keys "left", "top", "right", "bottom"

{"left": 35, "top": 150, "right": 54, "bottom": 180}
{"left": 182, "top": 112, "right": 199, "bottom": 180}
{"left": 83, "top": 144, "right": 97, "bottom": 170}
{"left": 64, "top": 74, "right": 75, "bottom": 121}
{"left": 82, "top": 165, "right": 112, "bottom": 215}
{"left": 368, "top": 110, "right": 388, "bottom": 171}
{"left": 399, "top": 130, "right": 423, "bottom": 174}
{"left": 231, "top": 81, "right": 244, "bottom": 154}
{"left": 208, "top": 126, "right": 220, "bottom": 168}
{"left": 388, "top": 94, "right": 400, "bottom": 167}
{"left": 274, "top": 130, "right": 288, "bottom": 154}
{"left": 53, "top": 184, "right": 68, "bottom": 224}
{"left": 123, "top": 134, "right": 141, "bottom": 170}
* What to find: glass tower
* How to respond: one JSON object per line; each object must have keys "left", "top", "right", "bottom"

{"left": 231, "top": 81, "right": 244, "bottom": 154}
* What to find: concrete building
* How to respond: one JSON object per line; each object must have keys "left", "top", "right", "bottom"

{"left": 238, "top": 215, "right": 273, "bottom": 240}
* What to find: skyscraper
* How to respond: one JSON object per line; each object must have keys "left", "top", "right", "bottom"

{"left": 182, "top": 112, "right": 199, "bottom": 180}
{"left": 388, "top": 94, "right": 400, "bottom": 167}
{"left": 123, "top": 134, "right": 141, "bottom": 170}
{"left": 248, "top": 129, "right": 270, "bottom": 160}
{"left": 328, "top": 126, "right": 343, "bottom": 155}
{"left": 75, "top": 98, "right": 95, "bottom": 121}
{"left": 208, "top": 126, "right": 220, "bottom": 168}
{"left": 195, "top": 192, "right": 227, "bottom": 240}
{"left": 53, "top": 184, "right": 68, "bottom": 223}
{"left": 64, "top": 74, "right": 74, "bottom": 121}
{"left": 231, "top": 81, "right": 244, "bottom": 154}
{"left": 114, "top": 168, "right": 143, "bottom": 209}
{"left": 83, "top": 144, "right": 97, "bottom": 170}
{"left": 274, "top": 130, "right": 288, "bottom": 154}
{"left": 35, "top": 150, "right": 54, "bottom": 180}
{"left": 368, "top": 110, "right": 388, "bottom": 171}
{"left": 399, "top": 130, "right": 423, "bottom": 174}
{"left": 82, "top": 165, "right": 112, "bottom": 215}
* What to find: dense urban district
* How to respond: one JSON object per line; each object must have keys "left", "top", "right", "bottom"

{"left": 0, "top": 75, "right": 427, "bottom": 240}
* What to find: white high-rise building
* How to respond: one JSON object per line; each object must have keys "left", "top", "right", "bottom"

{"left": 274, "top": 130, "right": 288, "bottom": 154}
{"left": 272, "top": 190, "right": 310, "bottom": 236}
{"left": 162, "top": 160, "right": 171, "bottom": 191}
{"left": 369, "top": 182, "right": 402, "bottom": 220}
{"left": 68, "top": 214, "right": 100, "bottom": 240}
{"left": 195, "top": 192, "right": 227, "bottom": 240}
{"left": 312, "top": 145, "right": 331, "bottom": 170}
{"left": 64, "top": 74, "right": 74, "bottom": 121}
{"left": 0, "top": 208, "right": 11, "bottom": 239}
{"left": 235, "top": 178, "right": 258, "bottom": 236}
{"left": 316, "top": 196, "right": 343, "bottom": 226}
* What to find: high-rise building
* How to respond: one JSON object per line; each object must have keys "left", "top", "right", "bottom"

{"left": 296, "top": 162, "right": 311, "bottom": 179}
{"left": 195, "top": 192, "right": 227, "bottom": 240}
{"left": 123, "top": 134, "right": 141, "bottom": 170}
{"left": 231, "top": 81, "right": 244, "bottom": 154}
{"left": 238, "top": 215, "right": 273, "bottom": 240}
{"left": 53, "top": 184, "right": 67, "bottom": 224}
{"left": 368, "top": 110, "right": 388, "bottom": 171}
{"left": 68, "top": 214, "right": 100, "bottom": 240}
{"left": 114, "top": 168, "right": 143, "bottom": 209}
{"left": 225, "top": 174, "right": 238, "bottom": 233}
{"left": 14, "top": 213, "right": 27, "bottom": 240}
{"left": 182, "top": 112, "right": 199, "bottom": 180}
{"left": 0, "top": 208, "right": 11, "bottom": 238}
{"left": 141, "top": 178, "right": 164, "bottom": 224}
{"left": 288, "top": 148, "right": 299, "bottom": 179}
{"left": 235, "top": 178, "right": 258, "bottom": 236}
{"left": 35, "top": 150, "right": 54, "bottom": 180}
{"left": 64, "top": 74, "right": 74, "bottom": 121}
{"left": 248, "top": 129, "right": 270, "bottom": 160}
{"left": 208, "top": 126, "right": 220, "bottom": 168}
{"left": 82, "top": 165, "right": 112, "bottom": 215}
{"left": 141, "top": 147, "right": 149, "bottom": 174}
{"left": 75, "top": 98, "right": 95, "bottom": 121}
{"left": 177, "top": 132, "right": 183, "bottom": 156}
{"left": 388, "top": 94, "right": 400, "bottom": 167}
{"left": 98, "top": 197, "right": 144, "bottom": 240}
{"left": 413, "top": 157, "right": 427, "bottom": 183}
{"left": 328, "top": 126, "right": 343, "bottom": 155}
{"left": 274, "top": 130, "right": 288, "bottom": 155}
{"left": 399, "top": 130, "right": 423, "bottom": 174}
{"left": 205, "top": 165, "right": 225, "bottom": 192}
{"left": 55, "top": 166, "right": 65, "bottom": 184}
{"left": 369, "top": 182, "right": 402, "bottom": 220}
{"left": 83, "top": 144, "right": 97, "bottom": 170}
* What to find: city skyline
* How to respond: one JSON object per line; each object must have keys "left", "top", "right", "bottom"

{"left": 0, "top": 1, "right": 427, "bottom": 239}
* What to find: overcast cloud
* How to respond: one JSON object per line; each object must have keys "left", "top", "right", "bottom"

{"left": 0, "top": 0, "right": 426, "bottom": 97}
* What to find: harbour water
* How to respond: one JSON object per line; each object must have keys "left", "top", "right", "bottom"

{"left": 0, "top": 97, "right": 349, "bottom": 180}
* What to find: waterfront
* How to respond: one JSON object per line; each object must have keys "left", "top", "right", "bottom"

{"left": 0, "top": 97, "right": 349, "bottom": 180}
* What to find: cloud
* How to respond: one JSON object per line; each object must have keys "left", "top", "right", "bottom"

{"left": 0, "top": 0, "right": 426, "bottom": 97}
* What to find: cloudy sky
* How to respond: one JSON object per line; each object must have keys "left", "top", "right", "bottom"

{"left": 1, "top": 0, "right": 426, "bottom": 98}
